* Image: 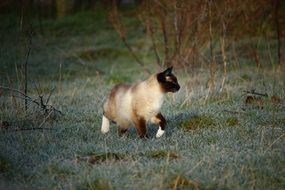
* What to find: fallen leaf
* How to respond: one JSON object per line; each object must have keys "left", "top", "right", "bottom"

{"left": 271, "top": 95, "right": 282, "bottom": 103}
{"left": 1, "top": 121, "right": 9, "bottom": 129}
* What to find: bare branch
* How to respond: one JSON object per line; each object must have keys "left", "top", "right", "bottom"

{"left": 46, "top": 87, "right": 55, "bottom": 104}
{"left": 243, "top": 89, "right": 268, "bottom": 97}
{"left": 160, "top": 17, "right": 170, "bottom": 66}
{"left": 273, "top": 0, "right": 281, "bottom": 66}
{"left": 219, "top": 15, "right": 227, "bottom": 93}
{"left": 9, "top": 94, "right": 39, "bottom": 106}
{"left": 0, "top": 86, "right": 63, "bottom": 116}
{"left": 23, "top": 26, "right": 33, "bottom": 111}
{"left": 2, "top": 127, "right": 53, "bottom": 132}
{"left": 146, "top": 15, "right": 161, "bottom": 67}
{"left": 0, "top": 86, "right": 32, "bottom": 100}
{"left": 108, "top": 1, "right": 151, "bottom": 74}
{"left": 123, "top": 38, "right": 151, "bottom": 73}
{"left": 208, "top": 0, "right": 216, "bottom": 92}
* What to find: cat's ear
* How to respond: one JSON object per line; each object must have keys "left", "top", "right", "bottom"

{"left": 163, "top": 66, "right": 173, "bottom": 75}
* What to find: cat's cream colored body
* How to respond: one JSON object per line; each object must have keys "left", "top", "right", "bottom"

{"left": 101, "top": 66, "right": 180, "bottom": 138}
{"left": 102, "top": 75, "right": 164, "bottom": 133}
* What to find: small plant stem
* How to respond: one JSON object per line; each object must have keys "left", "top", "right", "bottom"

{"left": 24, "top": 28, "right": 33, "bottom": 112}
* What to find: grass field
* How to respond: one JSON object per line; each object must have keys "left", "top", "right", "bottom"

{"left": 0, "top": 8, "right": 285, "bottom": 190}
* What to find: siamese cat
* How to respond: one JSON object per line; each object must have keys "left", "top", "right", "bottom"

{"left": 101, "top": 66, "right": 180, "bottom": 138}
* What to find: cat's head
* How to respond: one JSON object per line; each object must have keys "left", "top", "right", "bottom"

{"left": 157, "top": 66, "right": 180, "bottom": 93}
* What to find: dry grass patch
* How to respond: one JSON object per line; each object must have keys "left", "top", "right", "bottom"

{"left": 179, "top": 115, "right": 217, "bottom": 131}
{"left": 170, "top": 175, "right": 200, "bottom": 190}
{"left": 146, "top": 150, "right": 179, "bottom": 160}
{"left": 76, "top": 152, "right": 125, "bottom": 164}
{"left": 77, "top": 179, "right": 113, "bottom": 190}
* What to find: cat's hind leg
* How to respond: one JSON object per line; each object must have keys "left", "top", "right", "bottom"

{"left": 118, "top": 127, "right": 128, "bottom": 137}
{"left": 117, "top": 120, "right": 130, "bottom": 137}
{"left": 134, "top": 116, "right": 148, "bottom": 138}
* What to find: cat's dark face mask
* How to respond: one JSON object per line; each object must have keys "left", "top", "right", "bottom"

{"left": 157, "top": 66, "right": 180, "bottom": 93}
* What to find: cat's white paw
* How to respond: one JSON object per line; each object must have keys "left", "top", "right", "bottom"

{"left": 101, "top": 115, "right": 110, "bottom": 134}
{"left": 156, "top": 127, "right": 165, "bottom": 138}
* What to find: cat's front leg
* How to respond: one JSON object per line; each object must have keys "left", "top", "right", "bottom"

{"left": 151, "top": 113, "right": 166, "bottom": 138}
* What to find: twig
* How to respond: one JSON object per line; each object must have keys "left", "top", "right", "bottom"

{"left": 47, "top": 105, "right": 63, "bottom": 115}
{"left": 24, "top": 26, "right": 33, "bottom": 111}
{"left": 55, "top": 47, "right": 104, "bottom": 74}
{"left": 160, "top": 17, "right": 170, "bottom": 66}
{"left": 243, "top": 90, "right": 268, "bottom": 97}
{"left": 0, "top": 86, "right": 32, "bottom": 100}
{"left": 33, "top": 80, "right": 42, "bottom": 98}
{"left": 223, "top": 109, "right": 246, "bottom": 115}
{"left": 186, "top": 157, "right": 205, "bottom": 175}
{"left": 263, "top": 133, "right": 285, "bottom": 154}
{"left": 9, "top": 94, "right": 39, "bottom": 106}
{"left": 146, "top": 15, "right": 161, "bottom": 67}
{"left": 219, "top": 16, "right": 227, "bottom": 93}
{"left": 208, "top": 0, "right": 216, "bottom": 93}
{"left": 46, "top": 87, "right": 55, "bottom": 104}
{"left": 121, "top": 36, "right": 151, "bottom": 74}
{"left": 273, "top": 0, "right": 281, "bottom": 66}
{"left": 40, "top": 96, "right": 47, "bottom": 114}
{"left": 108, "top": 2, "right": 151, "bottom": 74}
{"left": 2, "top": 127, "right": 53, "bottom": 132}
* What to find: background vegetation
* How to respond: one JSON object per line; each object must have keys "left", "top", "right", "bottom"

{"left": 0, "top": 0, "right": 284, "bottom": 189}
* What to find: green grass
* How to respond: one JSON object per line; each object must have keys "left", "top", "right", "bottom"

{"left": 1, "top": 8, "right": 285, "bottom": 190}
{"left": 0, "top": 156, "right": 12, "bottom": 173}
{"left": 225, "top": 117, "right": 239, "bottom": 126}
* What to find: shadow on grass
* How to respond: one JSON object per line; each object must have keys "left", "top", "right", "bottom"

{"left": 100, "top": 110, "right": 240, "bottom": 139}
{"left": 76, "top": 150, "right": 180, "bottom": 165}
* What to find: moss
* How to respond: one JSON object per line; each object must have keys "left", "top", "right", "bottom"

{"left": 241, "top": 74, "right": 252, "bottom": 81}
{"left": 0, "top": 157, "right": 12, "bottom": 173}
{"left": 146, "top": 150, "right": 179, "bottom": 160}
{"left": 179, "top": 115, "right": 216, "bottom": 131}
{"left": 226, "top": 117, "right": 239, "bottom": 126}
